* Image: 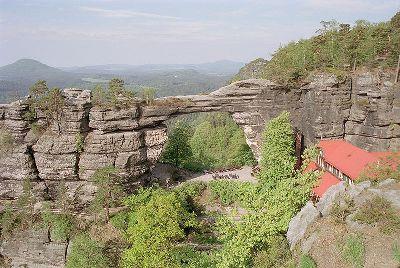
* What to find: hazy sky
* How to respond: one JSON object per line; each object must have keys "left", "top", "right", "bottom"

{"left": 0, "top": 0, "right": 398, "bottom": 67}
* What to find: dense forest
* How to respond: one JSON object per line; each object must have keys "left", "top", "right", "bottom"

{"left": 161, "top": 113, "right": 256, "bottom": 172}
{"left": 233, "top": 12, "right": 400, "bottom": 85}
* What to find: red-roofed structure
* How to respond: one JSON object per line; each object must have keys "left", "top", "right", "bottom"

{"left": 313, "top": 172, "right": 341, "bottom": 198}
{"left": 306, "top": 139, "right": 398, "bottom": 198}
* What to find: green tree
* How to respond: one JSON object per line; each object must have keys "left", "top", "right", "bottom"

{"left": 90, "top": 166, "right": 124, "bottom": 223}
{"left": 259, "top": 111, "right": 296, "bottom": 187}
{"left": 66, "top": 233, "right": 110, "bottom": 268}
{"left": 141, "top": 87, "right": 156, "bottom": 105}
{"left": 161, "top": 120, "right": 193, "bottom": 168}
{"left": 108, "top": 78, "right": 125, "bottom": 96}
{"left": 122, "top": 188, "right": 197, "bottom": 268}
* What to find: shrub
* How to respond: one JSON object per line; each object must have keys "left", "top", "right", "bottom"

{"left": 90, "top": 166, "right": 124, "bottom": 223}
{"left": 252, "top": 235, "right": 294, "bottom": 268}
{"left": 330, "top": 195, "right": 355, "bottom": 223}
{"left": 342, "top": 234, "right": 365, "bottom": 268}
{"left": 299, "top": 254, "right": 317, "bottom": 268}
{"left": 393, "top": 243, "right": 400, "bottom": 264}
{"left": 0, "top": 204, "right": 19, "bottom": 238}
{"left": 75, "top": 133, "right": 85, "bottom": 153}
{"left": 42, "top": 208, "right": 74, "bottom": 242}
{"left": 359, "top": 152, "right": 400, "bottom": 182}
{"left": 66, "top": 233, "right": 110, "bottom": 268}
{"left": 353, "top": 196, "right": 400, "bottom": 233}
{"left": 259, "top": 111, "right": 296, "bottom": 187}
{"left": 141, "top": 87, "right": 156, "bottom": 105}
{"left": 161, "top": 120, "right": 193, "bottom": 168}
{"left": 121, "top": 188, "right": 198, "bottom": 268}
{"left": 92, "top": 79, "right": 136, "bottom": 108}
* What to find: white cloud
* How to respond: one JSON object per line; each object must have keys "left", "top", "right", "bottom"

{"left": 80, "top": 6, "right": 181, "bottom": 20}
{"left": 303, "top": 0, "right": 398, "bottom": 11}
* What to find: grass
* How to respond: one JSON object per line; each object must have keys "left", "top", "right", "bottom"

{"left": 353, "top": 196, "right": 400, "bottom": 234}
{"left": 252, "top": 235, "right": 295, "bottom": 268}
{"left": 330, "top": 195, "right": 355, "bottom": 224}
{"left": 299, "top": 254, "right": 317, "bottom": 268}
{"left": 342, "top": 234, "right": 365, "bottom": 268}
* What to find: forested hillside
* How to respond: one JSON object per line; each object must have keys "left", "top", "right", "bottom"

{"left": 161, "top": 113, "right": 256, "bottom": 171}
{"left": 233, "top": 12, "right": 400, "bottom": 85}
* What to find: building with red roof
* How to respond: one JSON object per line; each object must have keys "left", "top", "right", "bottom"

{"left": 306, "top": 139, "right": 398, "bottom": 198}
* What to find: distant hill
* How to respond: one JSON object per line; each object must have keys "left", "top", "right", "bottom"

{"left": 0, "top": 59, "right": 83, "bottom": 102}
{"left": 61, "top": 60, "right": 244, "bottom": 76}
{"left": 0, "top": 59, "right": 242, "bottom": 103}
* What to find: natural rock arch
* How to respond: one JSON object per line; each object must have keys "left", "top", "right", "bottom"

{"left": 0, "top": 72, "right": 399, "bottom": 204}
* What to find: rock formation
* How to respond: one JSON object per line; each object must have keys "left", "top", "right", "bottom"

{"left": 0, "top": 71, "right": 399, "bottom": 207}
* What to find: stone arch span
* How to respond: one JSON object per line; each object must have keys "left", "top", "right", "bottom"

{"left": 1, "top": 73, "right": 399, "bottom": 204}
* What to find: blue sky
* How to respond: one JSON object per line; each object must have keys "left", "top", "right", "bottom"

{"left": 0, "top": 0, "right": 398, "bottom": 67}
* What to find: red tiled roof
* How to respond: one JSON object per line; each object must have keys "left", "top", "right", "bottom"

{"left": 304, "top": 161, "right": 318, "bottom": 172}
{"left": 317, "top": 139, "right": 379, "bottom": 180}
{"left": 312, "top": 171, "right": 341, "bottom": 198}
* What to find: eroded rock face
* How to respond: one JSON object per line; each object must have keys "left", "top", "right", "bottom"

{"left": 0, "top": 228, "right": 68, "bottom": 268}
{"left": 0, "top": 72, "right": 399, "bottom": 207}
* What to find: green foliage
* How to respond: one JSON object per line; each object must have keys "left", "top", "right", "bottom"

{"left": 66, "top": 233, "right": 110, "bottom": 268}
{"left": 90, "top": 166, "right": 124, "bottom": 223}
{"left": 201, "top": 112, "right": 317, "bottom": 268}
{"left": 259, "top": 111, "right": 296, "bottom": 187}
{"left": 189, "top": 113, "right": 255, "bottom": 170}
{"left": 92, "top": 79, "right": 136, "bottom": 108}
{"left": 174, "top": 181, "right": 207, "bottom": 201}
{"left": 25, "top": 80, "right": 66, "bottom": 131}
{"left": 0, "top": 178, "right": 36, "bottom": 238}
{"left": 341, "top": 234, "right": 365, "bottom": 268}
{"left": 393, "top": 243, "right": 400, "bottom": 264}
{"left": 299, "top": 254, "right": 317, "bottom": 268}
{"left": 42, "top": 209, "right": 74, "bottom": 242}
{"left": 16, "top": 178, "right": 36, "bottom": 226}
{"left": 0, "top": 204, "right": 19, "bottom": 238}
{"left": 0, "top": 128, "right": 14, "bottom": 157}
{"left": 141, "top": 87, "right": 157, "bottom": 105}
{"left": 110, "top": 211, "right": 129, "bottom": 233}
{"left": 243, "top": 13, "right": 400, "bottom": 85}
{"left": 252, "top": 235, "right": 295, "bottom": 268}
{"left": 171, "top": 246, "right": 217, "bottom": 268}
{"left": 121, "top": 188, "right": 198, "bottom": 268}
{"left": 208, "top": 180, "right": 258, "bottom": 208}
{"left": 358, "top": 152, "right": 400, "bottom": 182}
{"left": 163, "top": 113, "right": 256, "bottom": 171}
{"left": 161, "top": 120, "right": 193, "bottom": 168}
{"left": 75, "top": 133, "right": 84, "bottom": 153}
{"left": 353, "top": 196, "right": 400, "bottom": 234}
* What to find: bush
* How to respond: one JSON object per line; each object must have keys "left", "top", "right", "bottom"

{"left": 121, "top": 188, "right": 198, "bottom": 268}
{"left": 299, "top": 254, "right": 317, "bottom": 268}
{"left": 42, "top": 209, "right": 74, "bottom": 242}
{"left": 75, "top": 133, "right": 84, "bottom": 153}
{"left": 252, "top": 235, "right": 294, "bottom": 268}
{"left": 259, "top": 111, "right": 296, "bottom": 187}
{"left": 342, "top": 234, "right": 365, "bottom": 268}
{"left": 92, "top": 79, "right": 136, "bottom": 108}
{"left": 353, "top": 196, "right": 400, "bottom": 233}
{"left": 66, "top": 233, "right": 110, "bottom": 268}
{"left": 359, "top": 152, "right": 400, "bottom": 182}
{"left": 393, "top": 243, "right": 400, "bottom": 264}
{"left": 0, "top": 204, "right": 19, "bottom": 238}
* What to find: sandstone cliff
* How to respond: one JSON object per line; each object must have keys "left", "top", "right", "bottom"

{"left": 0, "top": 71, "right": 399, "bottom": 207}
